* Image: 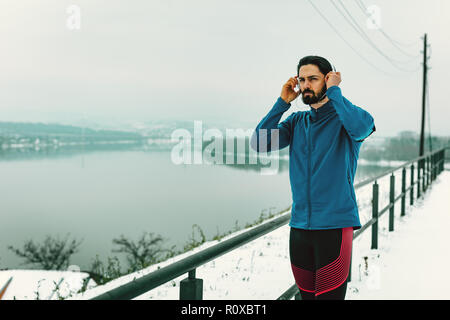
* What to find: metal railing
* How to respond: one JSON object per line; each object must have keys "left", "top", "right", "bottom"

{"left": 91, "top": 147, "right": 448, "bottom": 300}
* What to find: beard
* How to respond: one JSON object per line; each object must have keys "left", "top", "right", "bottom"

{"left": 301, "top": 84, "right": 328, "bottom": 105}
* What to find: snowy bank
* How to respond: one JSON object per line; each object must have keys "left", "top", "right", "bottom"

{"left": 0, "top": 269, "right": 96, "bottom": 300}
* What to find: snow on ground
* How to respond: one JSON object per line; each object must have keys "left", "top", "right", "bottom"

{"left": 347, "top": 170, "right": 450, "bottom": 299}
{"left": 3, "top": 168, "right": 449, "bottom": 300}
{"left": 0, "top": 269, "right": 95, "bottom": 300}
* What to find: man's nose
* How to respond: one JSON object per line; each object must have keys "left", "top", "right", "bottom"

{"left": 302, "top": 81, "right": 312, "bottom": 91}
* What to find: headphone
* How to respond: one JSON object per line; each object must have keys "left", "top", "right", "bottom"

{"left": 295, "top": 64, "right": 337, "bottom": 106}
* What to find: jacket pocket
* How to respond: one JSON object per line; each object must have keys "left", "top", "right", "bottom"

{"left": 347, "top": 172, "right": 357, "bottom": 205}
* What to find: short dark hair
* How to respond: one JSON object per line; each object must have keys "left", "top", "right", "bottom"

{"left": 297, "top": 55, "right": 332, "bottom": 77}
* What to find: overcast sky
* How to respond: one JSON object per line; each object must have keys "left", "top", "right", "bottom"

{"left": 0, "top": 0, "right": 448, "bottom": 136}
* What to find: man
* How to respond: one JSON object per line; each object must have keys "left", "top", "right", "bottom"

{"left": 250, "top": 56, "right": 375, "bottom": 300}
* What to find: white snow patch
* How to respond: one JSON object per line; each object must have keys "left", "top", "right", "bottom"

{"left": 0, "top": 270, "right": 96, "bottom": 300}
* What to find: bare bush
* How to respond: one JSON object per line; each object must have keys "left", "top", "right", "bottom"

{"left": 8, "top": 234, "right": 82, "bottom": 270}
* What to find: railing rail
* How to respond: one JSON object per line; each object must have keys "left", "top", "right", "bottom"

{"left": 91, "top": 147, "right": 448, "bottom": 300}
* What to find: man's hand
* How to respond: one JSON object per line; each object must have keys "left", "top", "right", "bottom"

{"left": 280, "top": 76, "right": 301, "bottom": 104}
{"left": 325, "top": 71, "right": 341, "bottom": 89}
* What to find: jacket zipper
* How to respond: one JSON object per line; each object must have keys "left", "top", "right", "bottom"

{"left": 306, "top": 118, "right": 312, "bottom": 229}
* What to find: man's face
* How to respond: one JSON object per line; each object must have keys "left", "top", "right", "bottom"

{"left": 298, "top": 64, "right": 327, "bottom": 105}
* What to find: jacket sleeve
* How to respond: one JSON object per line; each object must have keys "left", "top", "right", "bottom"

{"left": 250, "top": 97, "right": 295, "bottom": 152}
{"left": 326, "top": 86, "right": 376, "bottom": 142}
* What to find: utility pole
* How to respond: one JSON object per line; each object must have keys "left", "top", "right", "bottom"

{"left": 419, "top": 33, "right": 428, "bottom": 171}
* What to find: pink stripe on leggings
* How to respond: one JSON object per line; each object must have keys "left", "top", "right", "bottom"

{"left": 315, "top": 227, "right": 353, "bottom": 296}
{"left": 291, "top": 263, "right": 315, "bottom": 293}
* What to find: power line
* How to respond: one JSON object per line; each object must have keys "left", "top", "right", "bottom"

{"left": 331, "top": 0, "right": 372, "bottom": 44}
{"left": 331, "top": 0, "right": 420, "bottom": 72}
{"left": 345, "top": 0, "right": 419, "bottom": 61}
{"left": 355, "top": 0, "right": 421, "bottom": 52}
{"left": 306, "top": 0, "right": 398, "bottom": 77}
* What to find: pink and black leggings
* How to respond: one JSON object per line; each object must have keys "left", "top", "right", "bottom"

{"left": 289, "top": 226, "right": 353, "bottom": 300}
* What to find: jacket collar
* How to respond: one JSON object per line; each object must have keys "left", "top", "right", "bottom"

{"left": 309, "top": 99, "right": 333, "bottom": 121}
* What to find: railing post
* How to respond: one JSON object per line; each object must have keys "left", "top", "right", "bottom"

{"left": 423, "top": 158, "right": 426, "bottom": 191}
{"left": 422, "top": 161, "right": 426, "bottom": 193}
{"left": 389, "top": 173, "right": 395, "bottom": 232}
{"left": 417, "top": 160, "right": 421, "bottom": 198}
{"left": 410, "top": 164, "right": 414, "bottom": 206}
{"left": 433, "top": 153, "right": 437, "bottom": 181}
{"left": 435, "top": 152, "right": 438, "bottom": 177}
{"left": 441, "top": 150, "right": 445, "bottom": 173}
{"left": 440, "top": 150, "right": 442, "bottom": 173}
{"left": 430, "top": 154, "right": 433, "bottom": 181}
{"left": 401, "top": 167, "right": 406, "bottom": 216}
{"left": 438, "top": 150, "right": 441, "bottom": 171}
{"left": 431, "top": 154, "right": 434, "bottom": 181}
{"left": 371, "top": 181, "right": 379, "bottom": 249}
{"left": 442, "top": 150, "right": 446, "bottom": 173}
{"left": 422, "top": 166, "right": 425, "bottom": 192}
{"left": 437, "top": 151, "right": 440, "bottom": 174}
{"left": 180, "top": 269, "right": 203, "bottom": 300}
{"left": 435, "top": 152, "right": 438, "bottom": 178}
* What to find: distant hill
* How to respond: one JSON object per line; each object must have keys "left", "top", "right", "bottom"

{"left": 0, "top": 122, "right": 143, "bottom": 140}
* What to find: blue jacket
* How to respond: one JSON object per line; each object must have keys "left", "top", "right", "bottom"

{"left": 251, "top": 86, "right": 375, "bottom": 230}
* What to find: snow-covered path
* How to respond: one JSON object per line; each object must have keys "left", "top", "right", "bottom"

{"left": 347, "top": 169, "right": 450, "bottom": 299}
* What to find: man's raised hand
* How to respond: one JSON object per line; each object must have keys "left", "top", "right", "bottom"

{"left": 280, "top": 76, "right": 301, "bottom": 104}
{"left": 325, "top": 71, "right": 342, "bottom": 89}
